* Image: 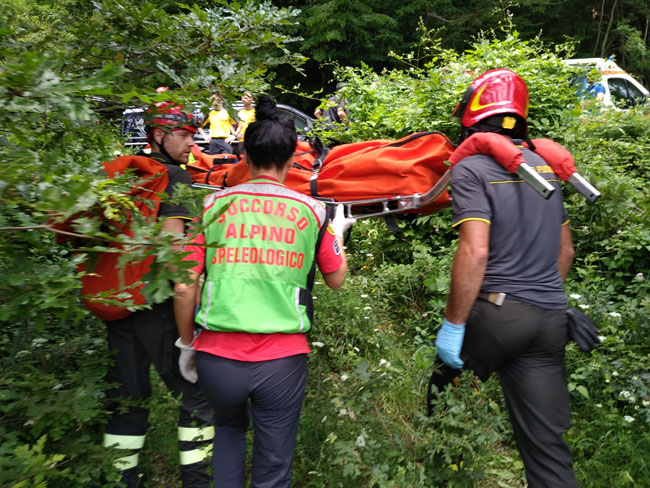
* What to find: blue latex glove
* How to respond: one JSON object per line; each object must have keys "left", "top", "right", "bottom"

{"left": 435, "top": 318, "right": 466, "bottom": 369}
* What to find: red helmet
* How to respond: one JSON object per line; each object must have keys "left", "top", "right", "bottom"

{"left": 145, "top": 102, "right": 197, "bottom": 136}
{"left": 455, "top": 69, "right": 529, "bottom": 129}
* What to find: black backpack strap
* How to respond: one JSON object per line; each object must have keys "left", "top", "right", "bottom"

{"left": 299, "top": 203, "right": 335, "bottom": 332}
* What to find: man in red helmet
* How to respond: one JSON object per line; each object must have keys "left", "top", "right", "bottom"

{"left": 433, "top": 69, "right": 578, "bottom": 487}
{"left": 103, "top": 102, "right": 214, "bottom": 488}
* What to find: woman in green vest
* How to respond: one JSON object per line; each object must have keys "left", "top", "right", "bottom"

{"left": 174, "top": 95, "right": 354, "bottom": 488}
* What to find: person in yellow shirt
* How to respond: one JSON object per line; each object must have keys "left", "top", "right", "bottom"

{"left": 234, "top": 91, "right": 256, "bottom": 142}
{"left": 199, "top": 94, "right": 237, "bottom": 155}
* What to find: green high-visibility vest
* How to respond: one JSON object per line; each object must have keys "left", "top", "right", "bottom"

{"left": 197, "top": 178, "right": 329, "bottom": 334}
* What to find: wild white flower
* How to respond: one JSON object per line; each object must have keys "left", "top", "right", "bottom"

{"left": 579, "top": 304, "right": 590, "bottom": 309}
{"left": 355, "top": 433, "right": 366, "bottom": 448}
{"left": 360, "top": 294, "right": 369, "bottom": 298}
{"left": 341, "top": 373, "right": 349, "bottom": 381}
{"left": 569, "top": 293, "right": 582, "bottom": 300}
{"left": 312, "top": 296, "right": 317, "bottom": 300}
{"left": 620, "top": 390, "right": 632, "bottom": 399}
{"left": 366, "top": 253, "right": 373, "bottom": 257}
{"left": 623, "top": 415, "right": 635, "bottom": 423}
{"left": 635, "top": 272, "right": 644, "bottom": 280}
{"left": 642, "top": 400, "right": 649, "bottom": 407}
{"left": 353, "top": 346, "right": 360, "bottom": 352}
{"left": 379, "top": 359, "right": 390, "bottom": 368}
{"left": 598, "top": 335, "right": 606, "bottom": 343}
{"left": 338, "top": 408, "right": 348, "bottom": 417}
{"left": 354, "top": 306, "right": 360, "bottom": 310}
{"left": 609, "top": 312, "right": 621, "bottom": 318}
{"left": 364, "top": 316, "right": 370, "bottom": 319}
{"left": 422, "top": 312, "right": 429, "bottom": 318}
{"left": 363, "top": 306, "right": 371, "bottom": 310}
{"left": 595, "top": 403, "right": 602, "bottom": 408}
{"left": 311, "top": 341, "right": 324, "bottom": 348}
{"left": 612, "top": 371, "right": 619, "bottom": 377}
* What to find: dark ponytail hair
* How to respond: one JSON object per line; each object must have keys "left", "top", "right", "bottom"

{"left": 244, "top": 95, "right": 297, "bottom": 170}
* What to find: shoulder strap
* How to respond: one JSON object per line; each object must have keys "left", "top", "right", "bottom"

{"left": 299, "top": 203, "right": 335, "bottom": 333}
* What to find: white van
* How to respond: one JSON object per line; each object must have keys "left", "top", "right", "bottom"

{"left": 563, "top": 57, "right": 649, "bottom": 108}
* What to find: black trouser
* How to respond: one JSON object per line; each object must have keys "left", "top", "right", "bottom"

{"left": 104, "top": 299, "right": 214, "bottom": 488}
{"left": 461, "top": 296, "right": 578, "bottom": 488}
{"left": 208, "top": 137, "right": 233, "bottom": 155}
{"left": 196, "top": 352, "right": 308, "bottom": 488}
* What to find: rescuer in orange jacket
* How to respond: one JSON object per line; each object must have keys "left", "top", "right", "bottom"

{"left": 102, "top": 99, "right": 214, "bottom": 488}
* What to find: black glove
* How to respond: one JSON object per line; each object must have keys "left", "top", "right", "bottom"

{"left": 566, "top": 307, "right": 599, "bottom": 353}
{"left": 426, "top": 360, "right": 462, "bottom": 416}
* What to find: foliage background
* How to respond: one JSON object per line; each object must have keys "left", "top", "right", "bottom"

{"left": 1, "top": 1, "right": 649, "bottom": 487}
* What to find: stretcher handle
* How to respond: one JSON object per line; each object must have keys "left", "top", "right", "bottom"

{"left": 567, "top": 172, "right": 601, "bottom": 203}
{"left": 339, "top": 169, "right": 452, "bottom": 220}
{"left": 192, "top": 183, "right": 225, "bottom": 191}
{"left": 515, "top": 163, "right": 555, "bottom": 200}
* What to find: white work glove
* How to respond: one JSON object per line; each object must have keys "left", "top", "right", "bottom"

{"left": 175, "top": 336, "right": 198, "bottom": 383}
{"left": 330, "top": 204, "right": 356, "bottom": 237}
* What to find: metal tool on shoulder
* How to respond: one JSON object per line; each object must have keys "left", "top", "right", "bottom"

{"left": 515, "top": 163, "right": 555, "bottom": 199}
{"left": 567, "top": 172, "right": 601, "bottom": 203}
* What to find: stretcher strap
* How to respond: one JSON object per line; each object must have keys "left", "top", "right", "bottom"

{"left": 309, "top": 146, "right": 329, "bottom": 198}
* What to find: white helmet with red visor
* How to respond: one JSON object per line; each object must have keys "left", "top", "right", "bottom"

{"left": 145, "top": 101, "right": 197, "bottom": 142}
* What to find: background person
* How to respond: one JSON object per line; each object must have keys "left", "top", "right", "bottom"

{"left": 173, "top": 95, "right": 353, "bottom": 488}
{"left": 104, "top": 102, "right": 214, "bottom": 488}
{"left": 198, "top": 93, "right": 237, "bottom": 155}
{"left": 314, "top": 82, "right": 349, "bottom": 129}
{"left": 587, "top": 75, "right": 606, "bottom": 101}
{"left": 433, "top": 69, "right": 578, "bottom": 487}
{"left": 233, "top": 90, "right": 256, "bottom": 142}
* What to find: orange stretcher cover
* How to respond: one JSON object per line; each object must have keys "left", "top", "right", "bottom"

{"left": 186, "top": 131, "right": 455, "bottom": 214}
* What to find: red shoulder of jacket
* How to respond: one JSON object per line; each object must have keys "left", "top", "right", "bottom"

{"left": 449, "top": 133, "right": 577, "bottom": 182}
{"left": 449, "top": 132, "right": 523, "bottom": 173}
{"left": 525, "top": 138, "right": 576, "bottom": 181}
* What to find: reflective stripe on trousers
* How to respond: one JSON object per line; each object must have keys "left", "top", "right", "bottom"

{"left": 104, "top": 433, "right": 146, "bottom": 470}
{"left": 178, "top": 425, "right": 214, "bottom": 466}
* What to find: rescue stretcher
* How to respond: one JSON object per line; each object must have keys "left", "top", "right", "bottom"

{"left": 187, "top": 131, "right": 600, "bottom": 221}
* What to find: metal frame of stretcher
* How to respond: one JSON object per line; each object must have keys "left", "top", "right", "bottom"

{"left": 191, "top": 169, "right": 452, "bottom": 221}
{"left": 191, "top": 161, "right": 599, "bottom": 221}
